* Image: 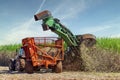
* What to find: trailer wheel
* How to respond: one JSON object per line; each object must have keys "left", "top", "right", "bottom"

{"left": 15, "top": 59, "right": 25, "bottom": 72}
{"left": 55, "top": 61, "right": 62, "bottom": 73}
{"left": 9, "top": 59, "right": 15, "bottom": 71}
{"left": 25, "top": 61, "right": 33, "bottom": 74}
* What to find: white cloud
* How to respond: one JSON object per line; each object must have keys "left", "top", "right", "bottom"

{"left": 36, "top": 0, "right": 46, "bottom": 14}
{"left": 53, "top": 0, "right": 86, "bottom": 20}
{"left": 0, "top": 18, "right": 55, "bottom": 45}
{"left": 111, "top": 34, "right": 120, "bottom": 38}
{"left": 0, "top": 0, "right": 55, "bottom": 45}
{"left": 52, "top": 0, "right": 101, "bottom": 20}
{"left": 80, "top": 25, "right": 112, "bottom": 33}
{"left": 107, "top": 33, "right": 120, "bottom": 38}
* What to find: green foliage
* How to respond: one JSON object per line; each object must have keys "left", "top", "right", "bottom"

{"left": 64, "top": 42, "right": 68, "bottom": 51}
{"left": 97, "top": 38, "right": 120, "bottom": 53}
{"left": 0, "top": 44, "right": 20, "bottom": 66}
{"left": 0, "top": 44, "right": 21, "bottom": 52}
{"left": 1, "top": 38, "right": 120, "bottom": 53}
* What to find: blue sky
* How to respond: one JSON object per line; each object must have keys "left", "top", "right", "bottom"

{"left": 0, "top": 0, "right": 120, "bottom": 45}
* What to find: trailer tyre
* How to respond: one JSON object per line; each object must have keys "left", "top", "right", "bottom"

{"left": 55, "top": 61, "right": 62, "bottom": 73}
{"left": 25, "top": 61, "right": 33, "bottom": 74}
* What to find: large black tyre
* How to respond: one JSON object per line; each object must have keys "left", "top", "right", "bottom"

{"left": 9, "top": 59, "right": 16, "bottom": 71}
{"left": 15, "top": 59, "right": 25, "bottom": 72}
{"left": 55, "top": 61, "right": 62, "bottom": 73}
{"left": 25, "top": 61, "right": 33, "bottom": 74}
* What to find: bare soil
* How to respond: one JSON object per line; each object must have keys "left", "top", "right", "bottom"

{"left": 0, "top": 66, "right": 120, "bottom": 80}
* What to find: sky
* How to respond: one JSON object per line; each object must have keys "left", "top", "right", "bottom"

{"left": 0, "top": 0, "right": 120, "bottom": 45}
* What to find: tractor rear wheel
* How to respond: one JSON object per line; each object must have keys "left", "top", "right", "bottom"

{"left": 15, "top": 59, "right": 25, "bottom": 72}
{"left": 25, "top": 61, "right": 33, "bottom": 74}
{"left": 55, "top": 61, "right": 62, "bottom": 73}
{"left": 9, "top": 59, "right": 15, "bottom": 71}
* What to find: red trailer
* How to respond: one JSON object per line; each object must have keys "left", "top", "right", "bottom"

{"left": 9, "top": 37, "right": 64, "bottom": 73}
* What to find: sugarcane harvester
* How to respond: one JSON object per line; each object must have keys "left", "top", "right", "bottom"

{"left": 34, "top": 10, "right": 96, "bottom": 58}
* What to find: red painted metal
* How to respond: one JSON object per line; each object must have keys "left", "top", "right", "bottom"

{"left": 22, "top": 37, "right": 64, "bottom": 69}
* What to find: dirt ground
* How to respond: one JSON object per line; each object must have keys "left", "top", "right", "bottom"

{"left": 0, "top": 67, "right": 120, "bottom": 80}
